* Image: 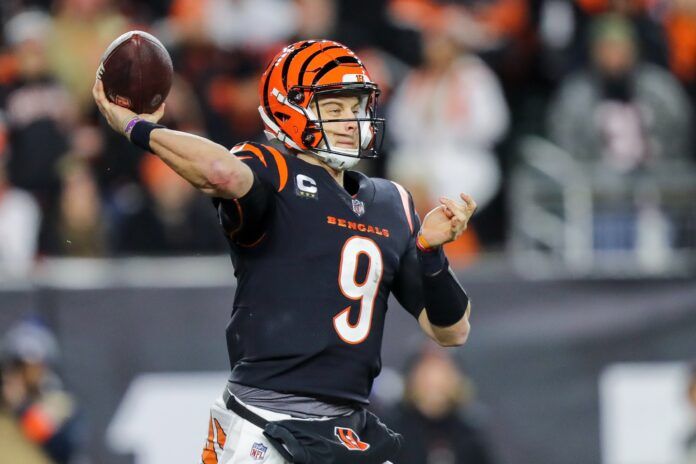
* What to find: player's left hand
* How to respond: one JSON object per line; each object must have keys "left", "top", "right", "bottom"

{"left": 92, "top": 78, "right": 165, "bottom": 138}
{"left": 419, "top": 193, "right": 477, "bottom": 248}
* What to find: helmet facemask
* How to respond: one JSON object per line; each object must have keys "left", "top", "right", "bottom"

{"left": 301, "top": 84, "right": 385, "bottom": 170}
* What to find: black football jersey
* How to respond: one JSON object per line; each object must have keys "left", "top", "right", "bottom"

{"left": 214, "top": 142, "right": 425, "bottom": 405}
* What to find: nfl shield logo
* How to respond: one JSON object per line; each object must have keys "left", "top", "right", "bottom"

{"left": 250, "top": 442, "right": 267, "bottom": 460}
{"left": 352, "top": 199, "right": 365, "bottom": 217}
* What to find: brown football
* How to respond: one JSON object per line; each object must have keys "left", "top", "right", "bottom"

{"left": 97, "top": 30, "right": 173, "bottom": 114}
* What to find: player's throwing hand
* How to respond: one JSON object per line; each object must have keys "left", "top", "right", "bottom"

{"left": 419, "top": 193, "right": 477, "bottom": 248}
{"left": 92, "top": 79, "right": 165, "bottom": 139}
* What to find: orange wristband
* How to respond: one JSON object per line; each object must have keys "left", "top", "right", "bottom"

{"left": 416, "top": 232, "right": 435, "bottom": 252}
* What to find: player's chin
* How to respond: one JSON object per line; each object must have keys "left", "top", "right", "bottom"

{"left": 334, "top": 142, "right": 358, "bottom": 149}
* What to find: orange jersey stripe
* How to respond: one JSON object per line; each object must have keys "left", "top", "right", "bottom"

{"left": 242, "top": 143, "right": 268, "bottom": 167}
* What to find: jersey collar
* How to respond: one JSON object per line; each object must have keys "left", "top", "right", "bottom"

{"left": 297, "top": 157, "right": 376, "bottom": 212}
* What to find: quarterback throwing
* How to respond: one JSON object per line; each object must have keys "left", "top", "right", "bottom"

{"left": 93, "top": 40, "right": 475, "bottom": 464}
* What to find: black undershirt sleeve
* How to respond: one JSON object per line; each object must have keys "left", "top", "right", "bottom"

{"left": 212, "top": 171, "right": 275, "bottom": 246}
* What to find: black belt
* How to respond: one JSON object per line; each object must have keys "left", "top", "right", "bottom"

{"left": 222, "top": 388, "right": 400, "bottom": 464}
{"left": 222, "top": 387, "right": 271, "bottom": 430}
{"left": 222, "top": 388, "right": 296, "bottom": 461}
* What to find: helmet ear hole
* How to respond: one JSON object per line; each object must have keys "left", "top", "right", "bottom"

{"left": 302, "top": 129, "right": 316, "bottom": 145}
{"left": 288, "top": 89, "right": 305, "bottom": 105}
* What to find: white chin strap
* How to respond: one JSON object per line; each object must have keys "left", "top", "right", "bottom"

{"left": 309, "top": 147, "right": 360, "bottom": 171}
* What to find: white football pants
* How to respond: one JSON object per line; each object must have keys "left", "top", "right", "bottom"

{"left": 199, "top": 395, "right": 394, "bottom": 464}
{"left": 200, "top": 396, "right": 292, "bottom": 464}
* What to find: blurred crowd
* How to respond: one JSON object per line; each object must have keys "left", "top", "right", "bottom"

{"left": 0, "top": 316, "right": 495, "bottom": 464}
{"left": 0, "top": 319, "right": 83, "bottom": 463}
{"left": 0, "top": 0, "right": 694, "bottom": 277}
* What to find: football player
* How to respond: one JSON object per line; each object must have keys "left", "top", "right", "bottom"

{"left": 93, "top": 40, "right": 474, "bottom": 464}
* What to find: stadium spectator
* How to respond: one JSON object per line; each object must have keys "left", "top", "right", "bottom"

{"left": 0, "top": 319, "right": 83, "bottom": 464}
{"left": 386, "top": 345, "right": 495, "bottom": 464}
{"left": 46, "top": 0, "right": 128, "bottom": 114}
{"left": 43, "top": 158, "right": 107, "bottom": 256}
{"left": 104, "top": 75, "right": 225, "bottom": 255}
{"left": 388, "top": 0, "right": 528, "bottom": 53}
{"left": 164, "top": 4, "right": 269, "bottom": 148}
{"left": 159, "top": 75, "right": 207, "bottom": 136}
{"left": 1, "top": 9, "right": 79, "bottom": 254}
{"left": 93, "top": 74, "right": 208, "bottom": 247}
{"left": 536, "top": 0, "right": 668, "bottom": 95}
{"left": 546, "top": 14, "right": 695, "bottom": 261}
{"left": 547, "top": 14, "right": 692, "bottom": 172}
{"left": 388, "top": 5, "right": 509, "bottom": 260}
{"left": 198, "top": 53, "right": 266, "bottom": 148}
{"left": 167, "top": 0, "right": 297, "bottom": 52}
{"left": 0, "top": 367, "right": 52, "bottom": 464}
{"left": 0, "top": 114, "right": 41, "bottom": 278}
{"left": 576, "top": 0, "right": 668, "bottom": 66}
{"left": 112, "top": 154, "right": 225, "bottom": 255}
{"left": 0, "top": 163, "right": 41, "bottom": 278}
{"left": 293, "top": 0, "right": 337, "bottom": 41}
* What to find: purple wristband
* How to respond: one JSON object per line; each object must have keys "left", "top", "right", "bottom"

{"left": 124, "top": 117, "right": 142, "bottom": 138}
{"left": 129, "top": 119, "right": 166, "bottom": 152}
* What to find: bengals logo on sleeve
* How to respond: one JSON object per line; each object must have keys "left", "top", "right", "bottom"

{"left": 334, "top": 426, "right": 370, "bottom": 451}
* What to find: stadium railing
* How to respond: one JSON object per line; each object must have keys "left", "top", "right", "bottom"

{"left": 509, "top": 136, "right": 696, "bottom": 278}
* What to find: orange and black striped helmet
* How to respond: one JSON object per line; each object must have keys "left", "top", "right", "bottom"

{"left": 258, "top": 40, "right": 384, "bottom": 165}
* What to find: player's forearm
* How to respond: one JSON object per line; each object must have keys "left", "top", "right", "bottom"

{"left": 419, "top": 303, "right": 470, "bottom": 347}
{"left": 146, "top": 127, "right": 253, "bottom": 199}
{"left": 429, "top": 302, "right": 470, "bottom": 346}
